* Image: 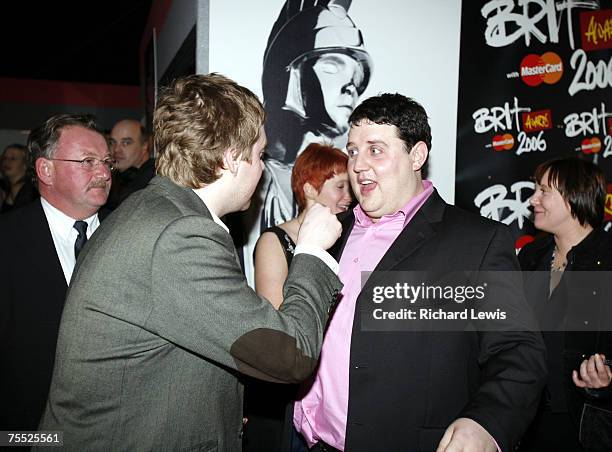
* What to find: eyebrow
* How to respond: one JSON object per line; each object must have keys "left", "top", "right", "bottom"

{"left": 347, "top": 139, "right": 387, "bottom": 147}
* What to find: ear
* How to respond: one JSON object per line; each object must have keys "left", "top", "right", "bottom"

{"left": 410, "top": 141, "right": 429, "bottom": 172}
{"left": 35, "top": 158, "right": 53, "bottom": 186}
{"left": 222, "top": 148, "right": 241, "bottom": 176}
{"left": 303, "top": 182, "right": 318, "bottom": 201}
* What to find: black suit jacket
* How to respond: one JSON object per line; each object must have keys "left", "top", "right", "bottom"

{"left": 328, "top": 190, "right": 547, "bottom": 451}
{"left": 0, "top": 200, "right": 67, "bottom": 431}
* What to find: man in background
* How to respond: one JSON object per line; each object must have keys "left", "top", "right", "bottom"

{"left": 0, "top": 114, "right": 112, "bottom": 431}
{"left": 103, "top": 118, "right": 154, "bottom": 212}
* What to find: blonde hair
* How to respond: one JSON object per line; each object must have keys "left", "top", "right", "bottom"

{"left": 155, "top": 73, "right": 265, "bottom": 187}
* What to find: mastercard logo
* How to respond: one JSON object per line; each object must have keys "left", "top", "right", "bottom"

{"left": 520, "top": 52, "right": 564, "bottom": 87}
{"left": 581, "top": 137, "right": 602, "bottom": 154}
{"left": 515, "top": 235, "right": 535, "bottom": 251}
{"left": 492, "top": 134, "right": 514, "bottom": 151}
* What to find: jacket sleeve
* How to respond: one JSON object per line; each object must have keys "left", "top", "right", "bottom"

{"left": 148, "top": 215, "right": 342, "bottom": 383}
{"left": 460, "top": 224, "right": 548, "bottom": 451}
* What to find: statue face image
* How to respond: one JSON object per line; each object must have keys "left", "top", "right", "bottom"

{"left": 312, "top": 52, "right": 364, "bottom": 134}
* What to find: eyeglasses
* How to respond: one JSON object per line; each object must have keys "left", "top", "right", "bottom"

{"left": 48, "top": 157, "right": 116, "bottom": 171}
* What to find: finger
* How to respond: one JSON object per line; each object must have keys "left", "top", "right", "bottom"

{"left": 594, "top": 354, "right": 609, "bottom": 382}
{"left": 595, "top": 354, "right": 612, "bottom": 386}
{"left": 441, "top": 440, "right": 461, "bottom": 452}
{"left": 587, "top": 355, "right": 598, "bottom": 375}
{"left": 589, "top": 355, "right": 610, "bottom": 387}
{"left": 436, "top": 425, "right": 454, "bottom": 452}
{"left": 573, "top": 369, "right": 586, "bottom": 388}
{"left": 580, "top": 360, "right": 592, "bottom": 385}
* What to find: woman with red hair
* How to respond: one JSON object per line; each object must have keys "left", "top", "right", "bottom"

{"left": 254, "top": 142, "right": 352, "bottom": 309}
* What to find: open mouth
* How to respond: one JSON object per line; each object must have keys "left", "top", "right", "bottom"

{"left": 358, "top": 179, "right": 377, "bottom": 194}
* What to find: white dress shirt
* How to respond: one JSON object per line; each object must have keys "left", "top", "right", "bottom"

{"left": 40, "top": 197, "right": 100, "bottom": 284}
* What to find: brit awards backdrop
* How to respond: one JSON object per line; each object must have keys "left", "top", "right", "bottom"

{"left": 456, "top": 0, "right": 612, "bottom": 249}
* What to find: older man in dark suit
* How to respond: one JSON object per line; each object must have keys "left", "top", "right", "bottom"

{"left": 38, "top": 73, "right": 342, "bottom": 451}
{"left": 293, "top": 94, "right": 548, "bottom": 451}
{"left": 0, "top": 114, "right": 113, "bottom": 432}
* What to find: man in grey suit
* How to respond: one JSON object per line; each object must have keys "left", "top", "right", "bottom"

{"left": 38, "top": 73, "right": 343, "bottom": 451}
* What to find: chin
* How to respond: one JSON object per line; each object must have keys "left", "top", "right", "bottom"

{"left": 333, "top": 121, "right": 349, "bottom": 135}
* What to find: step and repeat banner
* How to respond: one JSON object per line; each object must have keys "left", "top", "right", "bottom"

{"left": 455, "top": 0, "right": 612, "bottom": 248}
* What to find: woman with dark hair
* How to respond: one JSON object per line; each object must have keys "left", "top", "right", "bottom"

{"left": 519, "top": 157, "right": 612, "bottom": 451}
{"left": 243, "top": 143, "right": 352, "bottom": 452}
{"left": 0, "top": 143, "right": 38, "bottom": 213}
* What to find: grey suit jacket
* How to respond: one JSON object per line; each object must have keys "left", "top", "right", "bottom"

{"left": 38, "top": 176, "right": 341, "bottom": 452}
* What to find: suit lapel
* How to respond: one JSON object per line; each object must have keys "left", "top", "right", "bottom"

{"left": 330, "top": 211, "right": 355, "bottom": 261}
{"left": 374, "top": 209, "right": 437, "bottom": 272}
{"left": 347, "top": 191, "right": 445, "bottom": 305}
{"left": 26, "top": 201, "right": 68, "bottom": 293}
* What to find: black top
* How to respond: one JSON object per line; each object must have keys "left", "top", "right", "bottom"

{"left": 0, "top": 178, "right": 39, "bottom": 214}
{"left": 262, "top": 225, "right": 296, "bottom": 266}
{"left": 518, "top": 228, "right": 612, "bottom": 421}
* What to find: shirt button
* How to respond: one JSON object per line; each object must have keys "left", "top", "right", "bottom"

{"left": 306, "top": 409, "right": 311, "bottom": 414}
{"left": 353, "top": 258, "right": 359, "bottom": 263}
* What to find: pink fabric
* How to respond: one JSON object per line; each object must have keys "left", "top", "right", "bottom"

{"left": 294, "top": 181, "right": 434, "bottom": 450}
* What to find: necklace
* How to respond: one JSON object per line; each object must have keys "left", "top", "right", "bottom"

{"left": 551, "top": 246, "right": 567, "bottom": 272}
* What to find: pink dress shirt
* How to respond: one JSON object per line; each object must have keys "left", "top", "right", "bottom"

{"left": 294, "top": 180, "right": 434, "bottom": 450}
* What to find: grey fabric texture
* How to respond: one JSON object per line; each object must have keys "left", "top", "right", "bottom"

{"left": 37, "top": 176, "right": 341, "bottom": 452}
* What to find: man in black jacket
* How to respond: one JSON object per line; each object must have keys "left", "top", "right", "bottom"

{"left": 294, "top": 93, "right": 547, "bottom": 451}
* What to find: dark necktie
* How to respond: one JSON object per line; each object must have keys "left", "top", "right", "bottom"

{"left": 73, "top": 220, "right": 88, "bottom": 259}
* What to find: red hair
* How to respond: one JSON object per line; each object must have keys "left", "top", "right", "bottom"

{"left": 291, "top": 143, "right": 348, "bottom": 212}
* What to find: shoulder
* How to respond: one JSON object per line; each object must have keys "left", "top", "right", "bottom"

{"left": 438, "top": 202, "right": 511, "bottom": 242}
{"left": 257, "top": 229, "right": 283, "bottom": 246}
{"left": 255, "top": 229, "right": 287, "bottom": 256}
{"left": 100, "top": 183, "right": 227, "bottom": 250}
{"left": 517, "top": 235, "right": 553, "bottom": 269}
{"left": 572, "top": 227, "right": 612, "bottom": 269}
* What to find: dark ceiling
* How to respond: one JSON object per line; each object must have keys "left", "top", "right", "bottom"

{"left": 1, "top": 0, "right": 152, "bottom": 86}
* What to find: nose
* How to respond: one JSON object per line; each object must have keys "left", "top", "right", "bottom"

{"left": 342, "top": 82, "right": 357, "bottom": 97}
{"left": 351, "top": 152, "right": 369, "bottom": 173}
{"left": 94, "top": 160, "right": 112, "bottom": 179}
{"left": 529, "top": 191, "right": 540, "bottom": 206}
